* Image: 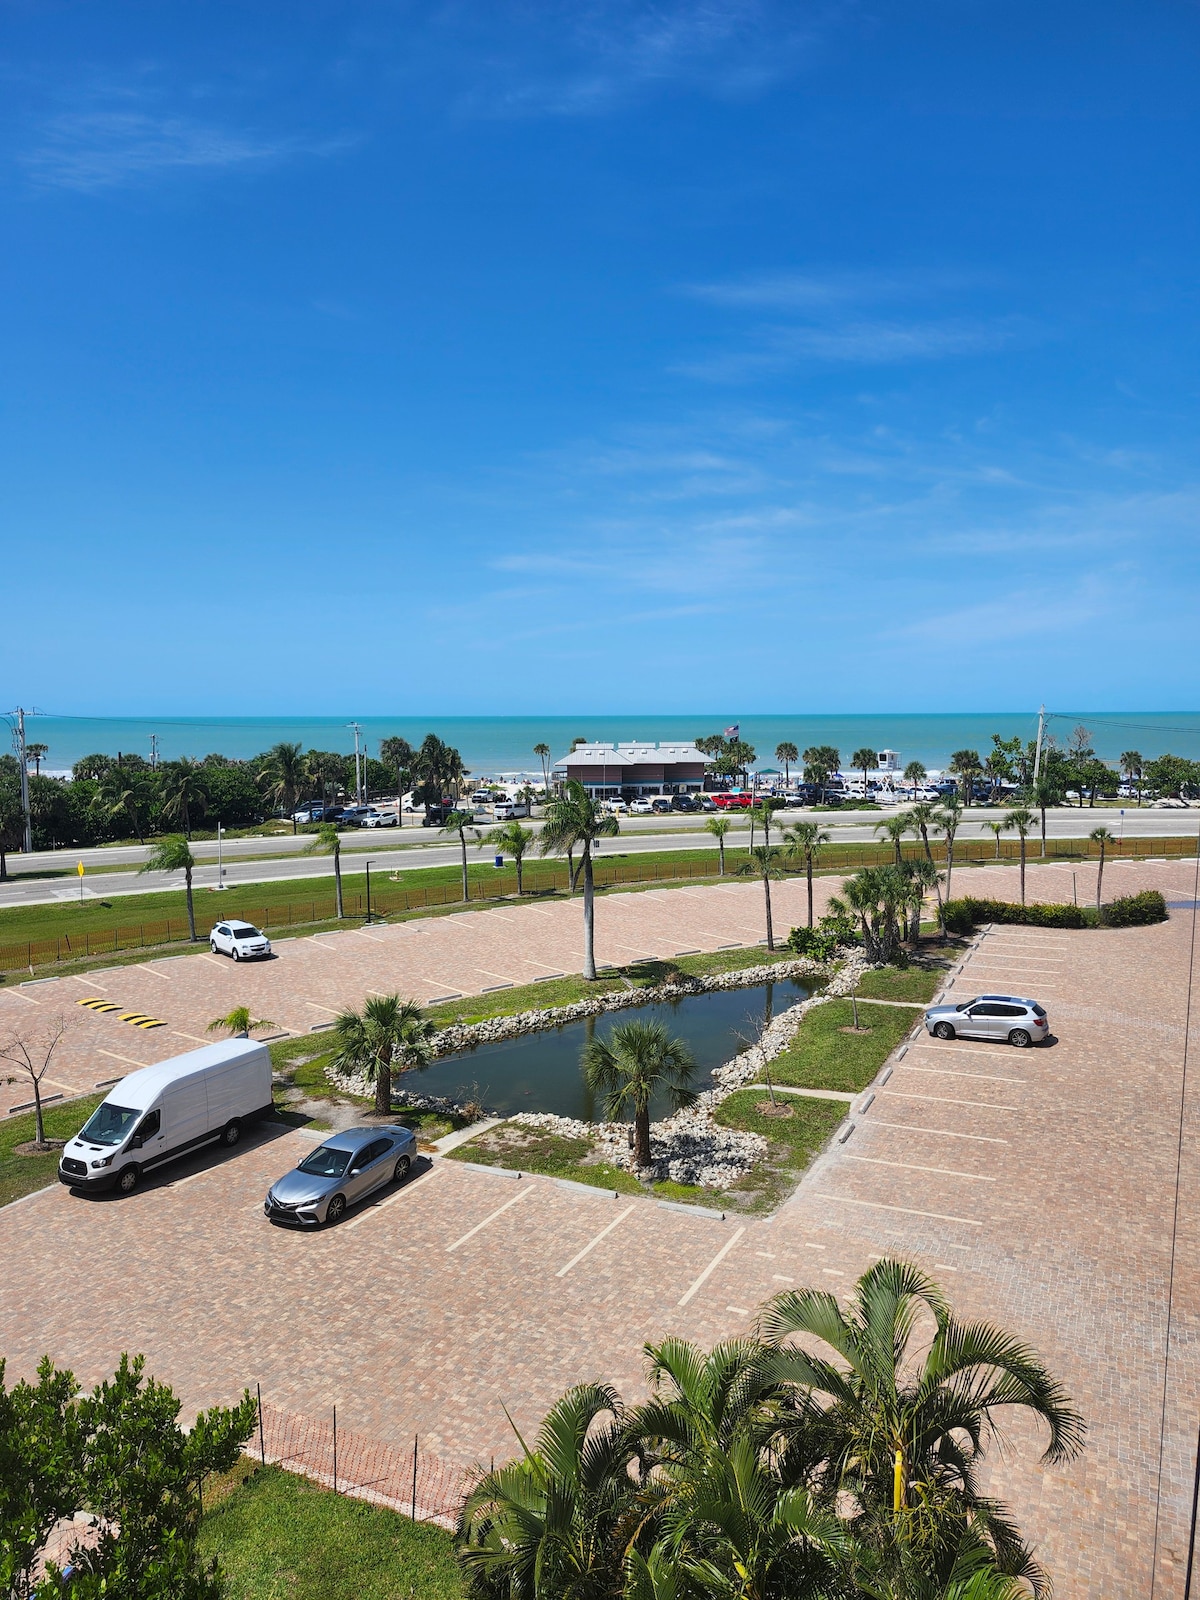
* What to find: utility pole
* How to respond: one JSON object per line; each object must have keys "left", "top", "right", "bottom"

{"left": 12, "top": 708, "right": 32, "bottom": 855}
{"left": 149, "top": 734, "right": 158, "bottom": 770}
{"left": 1033, "top": 704, "right": 1046, "bottom": 785}
{"left": 348, "top": 722, "right": 363, "bottom": 805}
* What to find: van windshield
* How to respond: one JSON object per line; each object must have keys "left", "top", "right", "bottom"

{"left": 78, "top": 1103, "right": 140, "bottom": 1146}
{"left": 297, "top": 1145, "right": 352, "bottom": 1178}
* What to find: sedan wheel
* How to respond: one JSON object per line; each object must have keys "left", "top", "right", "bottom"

{"left": 934, "top": 1021, "right": 956, "bottom": 1041}
{"left": 325, "top": 1193, "right": 347, "bottom": 1226}
{"left": 393, "top": 1155, "right": 411, "bottom": 1184}
{"left": 1009, "top": 1028, "right": 1032, "bottom": 1048}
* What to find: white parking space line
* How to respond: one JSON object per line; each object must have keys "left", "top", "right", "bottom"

{"left": 98, "top": 1047, "right": 150, "bottom": 1067}
{"left": 446, "top": 1185, "right": 533, "bottom": 1252}
{"left": 678, "top": 1226, "right": 746, "bottom": 1307}
{"left": 912, "top": 1043, "right": 1033, "bottom": 1060}
{"left": 901, "top": 1066, "right": 1024, "bottom": 1084}
{"left": 556, "top": 1205, "right": 637, "bottom": 1278}
{"left": 816, "top": 1192, "right": 983, "bottom": 1227}
{"left": 344, "top": 1169, "right": 445, "bottom": 1231}
{"left": 883, "top": 1091, "right": 1021, "bottom": 1112}
{"left": 868, "top": 1120, "right": 1008, "bottom": 1144}
{"left": 845, "top": 1154, "right": 995, "bottom": 1182}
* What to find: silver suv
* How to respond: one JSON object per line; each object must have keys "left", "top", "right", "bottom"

{"left": 923, "top": 994, "right": 1048, "bottom": 1048}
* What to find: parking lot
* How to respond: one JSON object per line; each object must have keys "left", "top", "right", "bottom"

{"left": 3, "top": 858, "right": 1200, "bottom": 1596}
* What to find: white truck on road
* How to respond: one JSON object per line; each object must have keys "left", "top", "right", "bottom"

{"left": 58, "top": 1038, "right": 273, "bottom": 1195}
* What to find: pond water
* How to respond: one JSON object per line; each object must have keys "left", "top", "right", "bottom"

{"left": 411, "top": 977, "right": 811, "bottom": 1121}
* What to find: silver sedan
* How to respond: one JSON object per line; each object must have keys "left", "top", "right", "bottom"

{"left": 264, "top": 1125, "right": 417, "bottom": 1226}
{"left": 923, "top": 994, "right": 1049, "bottom": 1048}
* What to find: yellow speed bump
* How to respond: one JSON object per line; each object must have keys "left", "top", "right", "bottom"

{"left": 77, "top": 998, "right": 119, "bottom": 1012}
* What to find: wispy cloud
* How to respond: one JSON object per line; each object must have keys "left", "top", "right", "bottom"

{"left": 23, "top": 104, "right": 352, "bottom": 191}
{"left": 678, "top": 317, "right": 1019, "bottom": 379}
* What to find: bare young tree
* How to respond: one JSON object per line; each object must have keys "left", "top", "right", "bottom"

{"left": 0, "top": 1013, "right": 71, "bottom": 1148}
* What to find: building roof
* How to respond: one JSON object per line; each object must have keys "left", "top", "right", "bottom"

{"left": 553, "top": 741, "right": 708, "bottom": 770}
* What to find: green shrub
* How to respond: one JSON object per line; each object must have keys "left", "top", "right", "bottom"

{"left": 1102, "top": 889, "right": 1168, "bottom": 927}
{"left": 785, "top": 926, "right": 841, "bottom": 959}
{"left": 943, "top": 897, "right": 1089, "bottom": 932}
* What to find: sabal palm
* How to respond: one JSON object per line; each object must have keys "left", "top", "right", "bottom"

{"left": 851, "top": 747, "right": 877, "bottom": 803}
{"left": 443, "top": 809, "right": 481, "bottom": 901}
{"left": 1119, "top": 750, "right": 1142, "bottom": 807}
{"left": 161, "top": 759, "right": 208, "bottom": 838}
{"left": 740, "top": 844, "right": 784, "bottom": 950}
{"left": 482, "top": 820, "right": 535, "bottom": 895}
{"left": 100, "top": 768, "right": 147, "bottom": 843}
{"left": 781, "top": 823, "right": 830, "bottom": 929}
{"left": 581, "top": 1019, "right": 697, "bottom": 1168}
{"left": 330, "top": 993, "right": 435, "bottom": 1117}
{"left": 874, "top": 814, "right": 910, "bottom": 867}
{"left": 1028, "top": 775, "right": 1058, "bottom": 858}
{"left": 758, "top": 1258, "right": 1084, "bottom": 1596}
{"left": 901, "top": 857, "right": 941, "bottom": 945}
{"left": 206, "top": 1006, "right": 275, "bottom": 1038}
{"left": 933, "top": 799, "right": 963, "bottom": 905}
{"left": 775, "top": 742, "right": 798, "bottom": 788}
{"left": 837, "top": 865, "right": 907, "bottom": 963}
{"left": 261, "top": 741, "right": 306, "bottom": 833}
{"left": 706, "top": 815, "right": 731, "bottom": 875}
{"left": 1001, "top": 808, "right": 1034, "bottom": 906}
{"left": 539, "top": 780, "right": 619, "bottom": 980}
{"left": 906, "top": 803, "right": 938, "bottom": 865}
{"left": 304, "top": 821, "right": 344, "bottom": 918}
{"left": 1089, "top": 825, "right": 1116, "bottom": 915}
{"left": 533, "top": 742, "right": 552, "bottom": 791}
{"left": 985, "top": 821, "right": 1004, "bottom": 860}
{"left": 457, "top": 1382, "right": 637, "bottom": 1600}
{"left": 140, "top": 834, "right": 197, "bottom": 940}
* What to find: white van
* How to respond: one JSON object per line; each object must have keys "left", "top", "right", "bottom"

{"left": 58, "top": 1039, "right": 273, "bottom": 1196}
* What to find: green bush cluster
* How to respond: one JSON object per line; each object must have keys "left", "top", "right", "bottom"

{"left": 943, "top": 889, "right": 1167, "bottom": 933}
{"left": 784, "top": 926, "right": 841, "bottom": 959}
{"left": 1101, "top": 888, "right": 1169, "bottom": 926}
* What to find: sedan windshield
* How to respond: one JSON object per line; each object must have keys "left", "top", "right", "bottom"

{"left": 297, "top": 1145, "right": 352, "bottom": 1178}
{"left": 78, "top": 1103, "right": 140, "bottom": 1146}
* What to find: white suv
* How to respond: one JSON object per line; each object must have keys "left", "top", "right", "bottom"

{"left": 210, "top": 922, "right": 272, "bottom": 961}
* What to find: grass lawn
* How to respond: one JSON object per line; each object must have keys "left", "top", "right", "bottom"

{"left": 199, "top": 1463, "right": 465, "bottom": 1600}
{"left": 770, "top": 999, "right": 915, "bottom": 1094}
{"left": 855, "top": 965, "right": 942, "bottom": 1003}
{"left": 0, "top": 1093, "right": 103, "bottom": 1207}
{"left": 714, "top": 1089, "right": 848, "bottom": 1213}
{"left": 445, "top": 1123, "right": 644, "bottom": 1194}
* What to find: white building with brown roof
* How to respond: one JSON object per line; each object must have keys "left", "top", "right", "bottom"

{"left": 551, "top": 740, "right": 707, "bottom": 799}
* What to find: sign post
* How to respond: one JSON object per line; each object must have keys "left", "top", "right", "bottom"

{"left": 77, "top": 860, "right": 85, "bottom": 904}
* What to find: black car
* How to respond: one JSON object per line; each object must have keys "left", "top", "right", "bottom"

{"left": 671, "top": 794, "right": 697, "bottom": 812}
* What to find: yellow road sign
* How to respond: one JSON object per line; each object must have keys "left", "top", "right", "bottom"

{"left": 77, "top": 860, "right": 85, "bottom": 877}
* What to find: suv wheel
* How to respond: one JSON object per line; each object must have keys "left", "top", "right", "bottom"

{"left": 210, "top": 941, "right": 219, "bottom": 954}
{"left": 933, "top": 1021, "right": 956, "bottom": 1041}
{"left": 232, "top": 947, "right": 241, "bottom": 962}
{"left": 117, "top": 1164, "right": 141, "bottom": 1195}
{"left": 1009, "top": 1028, "right": 1032, "bottom": 1048}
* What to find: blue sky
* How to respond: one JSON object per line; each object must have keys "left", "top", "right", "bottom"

{"left": 2, "top": 1, "right": 1198, "bottom": 716}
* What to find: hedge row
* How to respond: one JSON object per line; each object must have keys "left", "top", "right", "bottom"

{"left": 943, "top": 889, "right": 1167, "bottom": 933}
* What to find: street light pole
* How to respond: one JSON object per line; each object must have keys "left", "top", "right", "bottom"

{"left": 14, "top": 708, "right": 32, "bottom": 855}
{"left": 365, "top": 860, "right": 372, "bottom": 924}
{"left": 216, "top": 823, "right": 226, "bottom": 889}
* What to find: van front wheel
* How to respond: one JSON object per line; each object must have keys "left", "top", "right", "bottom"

{"left": 220, "top": 1119, "right": 242, "bottom": 1148}
{"left": 117, "top": 1164, "right": 141, "bottom": 1195}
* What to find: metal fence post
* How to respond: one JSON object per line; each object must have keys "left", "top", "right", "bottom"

{"left": 412, "top": 1433, "right": 418, "bottom": 1520}
{"left": 257, "top": 1383, "right": 266, "bottom": 1465}
{"left": 333, "top": 1405, "right": 338, "bottom": 1494}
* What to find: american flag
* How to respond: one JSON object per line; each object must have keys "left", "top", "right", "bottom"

{"left": 723, "top": 724, "right": 739, "bottom": 739}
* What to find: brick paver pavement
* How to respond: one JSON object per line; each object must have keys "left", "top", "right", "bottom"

{"left": 3, "top": 858, "right": 1200, "bottom": 1595}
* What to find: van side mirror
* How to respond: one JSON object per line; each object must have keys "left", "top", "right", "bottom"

{"left": 130, "top": 1134, "right": 143, "bottom": 1149}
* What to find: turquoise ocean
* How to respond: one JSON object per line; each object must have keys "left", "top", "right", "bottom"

{"left": 12, "top": 712, "right": 1200, "bottom": 777}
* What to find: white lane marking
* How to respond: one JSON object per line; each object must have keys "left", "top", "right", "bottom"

{"left": 678, "top": 1226, "right": 746, "bottom": 1307}
{"left": 755, "top": 1250, "right": 776, "bottom": 1258}
{"left": 344, "top": 1168, "right": 445, "bottom": 1231}
{"left": 726, "top": 1305, "right": 750, "bottom": 1315}
{"left": 821, "top": 1268, "right": 845, "bottom": 1277}
{"left": 556, "top": 1205, "right": 637, "bottom": 1277}
{"left": 67, "top": 974, "right": 105, "bottom": 989}
{"left": 902, "top": 1066, "right": 1023, "bottom": 1085}
{"left": 815, "top": 1192, "right": 983, "bottom": 1227}
{"left": 867, "top": 1119, "right": 1008, "bottom": 1144}
{"left": 98, "top": 1047, "right": 150, "bottom": 1067}
{"left": 446, "top": 1185, "right": 532, "bottom": 1252}
{"left": 845, "top": 1154, "right": 995, "bottom": 1182}
{"left": 912, "top": 1043, "right": 1032, "bottom": 1060}
{"left": 772, "top": 1273, "right": 793, "bottom": 1281}
{"left": 137, "top": 966, "right": 173, "bottom": 981}
{"left": 803, "top": 1242, "right": 827, "bottom": 1250}
{"left": 306, "top": 1001, "right": 343, "bottom": 1015}
{"left": 934, "top": 1262, "right": 960, "bottom": 1272}
{"left": 883, "top": 1091, "right": 1020, "bottom": 1112}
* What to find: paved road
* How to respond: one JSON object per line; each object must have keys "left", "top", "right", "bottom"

{"left": 1, "top": 806, "right": 1194, "bottom": 909}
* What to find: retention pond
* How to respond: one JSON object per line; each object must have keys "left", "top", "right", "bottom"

{"left": 416, "top": 977, "right": 811, "bottom": 1121}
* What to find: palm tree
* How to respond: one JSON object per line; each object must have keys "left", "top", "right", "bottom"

{"left": 304, "top": 821, "right": 344, "bottom": 918}
{"left": 1120, "top": 750, "right": 1143, "bottom": 807}
{"left": 851, "top": 747, "right": 877, "bottom": 804}
{"left": 457, "top": 1382, "right": 636, "bottom": 1600}
{"left": 902, "top": 855, "right": 942, "bottom": 945}
{"left": 442, "top": 808, "right": 480, "bottom": 901}
{"left": 533, "top": 742, "right": 552, "bottom": 793}
{"left": 260, "top": 741, "right": 306, "bottom": 833}
{"left": 582, "top": 1018, "right": 697, "bottom": 1169}
{"left": 705, "top": 814, "right": 732, "bottom": 875}
{"left": 206, "top": 1007, "right": 275, "bottom": 1038}
{"left": 758, "top": 1258, "right": 1085, "bottom": 1593}
{"left": 775, "top": 742, "right": 798, "bottom": 789}
{"left": 1029, "top": 774, "right": 1059, "bottom": 858}
{"left": 330, "top": 994, "right": 436, "bottom": 1117}
{"left": 1001, "top": 807, "right": 1035, "bottom": 906}
{"left": 1089, "top": 825, "right": 1117, "bottom": 916}
{"left": 934, "top": 797, "right": 963, "bottom": 904}
{"left": 140, "top": 834, "right": 198, "bottom": 940}
{"left": 26, "top": 743, "right": 48, "bottom": 776}
{"left": 740, "top": 843, "right": 785, "bottom": 950}
{"left": 379, "top": 737, "right": 415, "bottom": 825}
{"left": 834, "top": 865, "right": 907, "bottom": 962}
{"left": 539, "top": 780, "right": 619, "bottom": 981}
{"left": 481, "top": 820, "right": 534, "bottom": 894}
{"left": 986, "top": 820, "right": 1005, "bottom": 860}
{"left": 903, "top": 759, "right": 928, "bottom": 794}
{"left": 100, "top": 767, "right": 148, "bottom": 843}
{"left": 949, "top": 749, "right": 982, "bottom": 807}
{"left": 875, "top": 813, "right": 910, "bottom": 867}
{"left": 161, "top": 758, "right": 208, "bottom": 839}
{"left": 782, "top": 822, "right": 830, "bottom": 928}
{"left": 907, "top": 801, "right": 938, "bottom": 864}
{"left": 803, "top": 745, "right": 840, "bottom": 804}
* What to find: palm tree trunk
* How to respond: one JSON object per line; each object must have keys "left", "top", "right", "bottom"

{"left": 763, "top": 874, "right": 775, "bottom": 951}
{"left": 1020, "top": 840, "right": 1027, "bottom": 905}
{"left": 184, "top": 865, "right": 197, "bottom": 941}
{"left": 582, "top": 847, "right": 597, "bottom": 981}
{"left": 516, "top": 855, "right": 524, "bottom": 895}
{"left": 334, "top": 848, "right": 344, "bottom": 919}
{"left": 1096, "top": 847, "right": 1105, "bottom": 917}
{"left": 567, "top": 845, "right": 575, "bottom": 894}
{"left": 921, "top": 825, "right": 932, "bottom": 863}
{"left": 718, "top": 839, "right": 725, "bottom": 875}
{"left": 1040, "top": 807, "right": 1047, "bottom": 857}
{"left": 460, "top": 831, "right": 469, "bottom": 901}
{"left": 375, "top": 1060, "right": 391, "bottom": 1117}
{"left": 945, "top": 843, "right": 954, "bottom": 904}
{"left": 806, "top": 860, "right": 814, "bottom": 928}
{"left": 633, "top": 1103, "right": 652, "bottom": 1169}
